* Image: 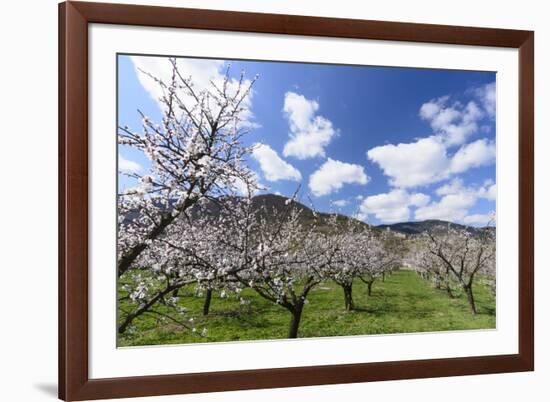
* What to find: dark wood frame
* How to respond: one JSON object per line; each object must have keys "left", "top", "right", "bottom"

{"left": 59, "top": 1, "right": 534, "bottom": 400}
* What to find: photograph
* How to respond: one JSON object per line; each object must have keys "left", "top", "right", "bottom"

{"left": 116, "top": 54, "right": 497, "bottom": 346}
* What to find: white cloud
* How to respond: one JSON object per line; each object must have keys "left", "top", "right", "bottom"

{"left": 435, "top": 178, "right": 465, "bottom": 196}
{"left": 332, "top": 199, "right": 350, "bottom": 208}
{"left": 474, "top": 82, "right": 496, "bottom": 117}
{"left": 251, "top": 143, "right": 301, "bottom": 182}
{"left": 419, "top": 84, "right": 495, "bottom": 147}
{"left": 308, "top": 158, "right": 369, "bottom": 197}
{"left": 360, "top": 178, "right": 495, "bottom": 224}
{"left": 419, "top": 95, "right": 484, "bottom": 146}
{"left": 435, "top": 177, "right": 495, "bottom": 201}
{"left": 359, "top": 189, "right": 430, "bottom": 223}
{"left": 129, "top": 56, "right": 256, "bottom": 127}
{"left": 119, "top": 155, "right": 142, "bottom": 173}
{"left": 409, "top": 193, "right": 431, "bottom": 207}
{"left": 478, "top": 181, "right": 497, "bottom": 200}
{"left": 282, "top": 92, "right": 337, "bottom": 159}
{"left": 463, "top": 213, "right": 495, "bottom": 226}
{"left": 232, "top": 171, "right": 263, "bottom": 197}
{"left": 449, "top": 138, "right": 496, "bottom": 174}
{"left": 368, "top": 87, "right": 496, "bottom": 191}
{"left": 367, "top": 136, "right": 450, "bottom": 188}
{"left": 415, "top": 192, "right": 477, "bottom": 222}
{"left": 365, "top": 86, "right": 496, "bottom": 224}
{"left": 131, "top": 56, "right": 222, "bottom": 104}
{"left": 417, "top": 178, "right": 495, "bottom": 223}
{"left": 367, "top": 136, "right": 496, "bottom": 189}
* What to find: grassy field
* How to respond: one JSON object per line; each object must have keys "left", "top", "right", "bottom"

{"left": 118, "top": 270, "right": 496, "bottom": 347}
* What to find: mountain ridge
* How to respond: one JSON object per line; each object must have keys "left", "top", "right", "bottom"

{"left": 128, "top": 193, "right": 491, "bottom": 235}
{"left": 252, "top": 194, "right": 492, "bottom": 235}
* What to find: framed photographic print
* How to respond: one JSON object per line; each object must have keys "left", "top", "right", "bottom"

{"left": 59, "top": 1, "right": 534, "bottom": 400}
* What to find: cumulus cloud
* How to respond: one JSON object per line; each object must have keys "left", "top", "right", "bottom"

{"left": 368, "top": 85, "right": 497, "bottom": 190}
{"left": 449, "top": 138, "right": 496, "bottom": 173}
{"left": 282, "top": 92, "right": 337, "bottom": 159}
{"left": 477, "top": 180, "right": 497, "bottom": 200}
{"left": 416, "top": 178, "right": 496, "bottom": 223}
{"left": 119, "top": 155, "right": 142, "bottom": 173}
{"left": 367, "top": 136, "right": 496, "bottom": 189}
{"left": 251, "top": 143, "right": 302, "bottom": 182}
{"left": 332, "top": 199, "right": 350, "bottom": 208}
{"left": 415, "top": 192, "right": 477, "bottom": 222}
{"left": 463, "top": 213, "right": 495, "bottom": 226}
{"left": 360, "top": 178, "right": 494, "bottom": 225}
{"left": 309, "top": 158, "right": 369, "bottom": 197}
{"left": 367, "top": 136, "right": 450, "bottom": 188}
{"left": 409, "top": 193, "right": 431, "bottom": 207}
{"left": 419, "top": 96, "right": 484, "bottom": 146}
{"left": 435, "top": 178, "right": 465, "bottom": 196}
{"left": 474, "top": 82, "right": 496, "bottom": 117}
{"left": 232, "top": 171, "right": 263, "bottom": 197}
{"left": 359, "top": 189, "right": 430, "bottom": 223}
{"left": 130, "top": 55, "right": 256, "bottom": 127}
{"left": 436, "top": 178, "right": 496, "bottom": 202}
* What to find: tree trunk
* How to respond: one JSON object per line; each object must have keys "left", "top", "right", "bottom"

{"left": 445, "top": 283, "right": 454, "bottom": 298}
{"left": 118, "top": 312, "right": 136, "bottom": 334}
{"left": 288, "top": 303, "right": 304, "bottom": 339}
{"left": 342, "top": 284, "right": 354, "bottom": 311}
{"left": 382, "top": 272, "right": 386, "bottom": 282}
{"left": 367, "top": 281, "right": 374, "bottom": 296}
{"left": 464, "top": 285, "right": 477, "bottom": 314}
{"left": 202, "top": 288, "right": 213, "bottom": 316}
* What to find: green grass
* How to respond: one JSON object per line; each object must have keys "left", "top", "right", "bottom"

{"left": 118, "top": 270, "right": 496, "bottom": 347}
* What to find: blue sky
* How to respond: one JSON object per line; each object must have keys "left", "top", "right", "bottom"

{"left": 118, "top": 54, "right": 496, "bottom": 226}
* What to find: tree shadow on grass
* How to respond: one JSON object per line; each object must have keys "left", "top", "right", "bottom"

{"left": 230, "top": 305, "right": 281, "bottom": 330}
{"left": 233, "top": 315, "right": 273, "bottom": 329}
{"left": 210, "top": 309, "right": 243, "bottom": 318}
{"left": 478, "top": 305, "right": 496, "bottom": 316}
{"left": 352, "top": 292, "right": 438, "bottom": 319}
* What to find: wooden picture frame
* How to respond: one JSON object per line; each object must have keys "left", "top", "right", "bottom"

{"left": 59, "top": 1, "right": 534, "bottom": 400}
